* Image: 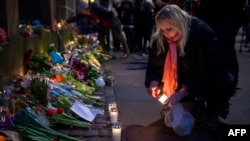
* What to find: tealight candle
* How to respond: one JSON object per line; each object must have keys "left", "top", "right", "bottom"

{"left": 112, "top": 122, "right": 122, "bottom": 141}
{"left": 158, "top": 94, "right": 168, "bottom": 104}
{"left": 110, "top": 107, "right": 118, "bottom": 124}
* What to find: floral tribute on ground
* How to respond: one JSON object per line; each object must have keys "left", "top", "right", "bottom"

{"left": 0, "top": 29, "right": 114, "bottom": 140}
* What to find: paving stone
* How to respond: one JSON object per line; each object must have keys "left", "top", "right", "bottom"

{"left": 57, "top": 129, "right": 70, "bottom": 135}
{"left": 99, "top": 130, "right": 112, "bottom": 137}
{"left": 94, "top": 91, "right": 105, "bottom": 95}
{"left": 99, "top": 96, "right": 105, "bottom": 102}
{"left": 90, "top": 124, "right": 108, "bottom": 130}
{"left": 94, "top": 116, "right": 107, "bottom": 124}
{"left": 87, "top": 137, "right": 112, "bottom": 141}
{"left": 68, "top": 130, "right": 85, "bottom": 137}
{"left": 95, "top": 114, "right": 106, "bottom": 119}
{"left": 105, "top": 87, "right": 115, "bottom": 94}
{"left": 75, "top": 137, "right": 88, "bottom": 141}
{"left": 82, "top": 130, "right": 99, "bottom": 137}
{"left": 105, "top": 96, "right": 116, "bottom": 103}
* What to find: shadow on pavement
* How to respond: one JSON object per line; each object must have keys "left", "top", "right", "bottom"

{"left": 123, "top": 118, "right": 247, "bottom": 141}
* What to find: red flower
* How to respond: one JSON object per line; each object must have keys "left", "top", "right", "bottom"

{"left": 47, "top": 108, "right": 56, "bottom": 116}
{"left": 23, "top": 60, "right": 30, "bottom": 65}
{"left": 14, "top": 87, "right": 27, "bottom": 94}
{"left": 20, "top": 31, "right": 30, "bottom": 38}
{"left": 23, "top": 49, "right": 33, "bottom": 66}
{"left": 0, "top": 34, "right": 5, "bottom": 44}
{"left": 57, "top": 107, "right": 64, "bottom": 114}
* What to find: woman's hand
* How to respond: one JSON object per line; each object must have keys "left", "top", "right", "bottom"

{"left": 167, "top": 88, "right": 188, "bottom": 104}
{"left": 147, "top": 81, "right": 161, "bottom": 98}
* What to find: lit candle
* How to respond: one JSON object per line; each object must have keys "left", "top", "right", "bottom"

{"left": 108, "top": 102, "right": 117, "bottom": 112}
{"left": 110, "top": 107, "right": 118, "bottom": 124}
{"left": 158, "top": 94, "right": 168, "bottom": 104}
{"left": 112, "top": 122, "right": 122, "bottom": 141}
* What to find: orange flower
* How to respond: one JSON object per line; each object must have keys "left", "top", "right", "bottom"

{"left": 51, "top": 74, "right": 64, "bottom": 82}
{"left": 0, "top": 135, "right": 6, "bottom": 141}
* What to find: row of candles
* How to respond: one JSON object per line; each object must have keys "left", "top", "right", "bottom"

{"left": 108, "top": 94, "right": 168, "bottom": 141}
{"left": 109, "top": 102, "right": 122, "bottom": 141}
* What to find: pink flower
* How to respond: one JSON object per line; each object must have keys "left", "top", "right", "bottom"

{"left": 0, "top": 28, "right": 7, "bottom": 44}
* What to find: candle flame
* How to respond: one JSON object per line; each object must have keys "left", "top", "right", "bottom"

{"left": 158, "top": 94, "right": 168, "bottom": 104}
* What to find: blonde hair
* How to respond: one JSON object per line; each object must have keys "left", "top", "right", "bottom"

{"left": 151, "top": 4, "right": 191, "bottom": 56}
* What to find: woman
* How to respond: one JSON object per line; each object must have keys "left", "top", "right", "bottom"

{"left": 145, "top": 4, "right": 236, "bottom": 129}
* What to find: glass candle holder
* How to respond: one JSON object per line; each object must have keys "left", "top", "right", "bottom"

{"left": 110, "top": 107, "right": 118, "bottom": 124}
{"left": 112, "top": 122, "right": 122, "bottom": 141}
{"left": 108, "top": 102, "right": 117, "bottom": 112}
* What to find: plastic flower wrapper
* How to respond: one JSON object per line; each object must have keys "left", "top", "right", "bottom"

{"left": 48, "top": 79, "right": 102, "bottom": 106}
{"left": 47, "top": 106, "right": 91, "bottom": 129}
{"left": 11, "top": 106, "right": 81, "bottom": 141}
{"left": 48, "top": 80, "right": 83, "bottom": 100}
{"left": 45, "top": 102, "right": 91, "bottom": 129}
{"left": 33, "top": 104, "right": 50, "bottom": 126}
{"left": 3, "top": 75, "right": 31, "bottom": 95}
{"left": 51, "top": 96, "right": 73, "bottom": 114}
{"left": 29, "top": 77, "right": 49, "bottom": 107}
{"left": 48, "top": 112, "right": 91, "bottom": 129}
{"left": 49, "top": 51, "right": 64, "bottom": 65}
{"left": 0, "top": 106, "right": 14, "bottom": 129}
{"left": 62, "top": 75, "right": 97, "bottom": 98}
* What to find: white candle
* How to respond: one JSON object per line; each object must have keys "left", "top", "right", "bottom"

{"left": 158, "top": 94, "right": 168, "bottom": 104}
{"left": 112, "top": 122, "right": 122, "bottom": 141}
{"left": 110, "top": 107, "right": 118, "bottom": 124}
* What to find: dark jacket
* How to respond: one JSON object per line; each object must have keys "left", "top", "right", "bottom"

{"left": 134, "top": 0, "right": 155, "bottom": 33}
{"left": 119, "top": 1, "right": 135, "bottom": 26}
{"left": 195, "top": 0, "right": 247, "bottom": 87}
{"left": 145, "top": 17, "right": 229, "bottom": 96}
{"left": 196, "top": 0, "right": 247, "bottom": 27}
{"left": 67, "top": 3, "right": 122, "bottom": 30}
